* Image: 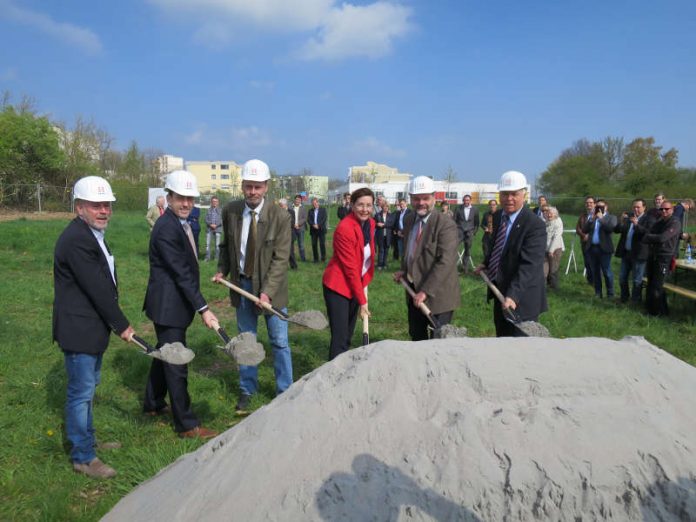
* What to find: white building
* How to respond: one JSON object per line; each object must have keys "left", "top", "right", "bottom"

{"left": 331, "top": 180, "right": 502, "bottom": 205}
{"left": 156, "top": 154, "right": 185, "bottom": 175}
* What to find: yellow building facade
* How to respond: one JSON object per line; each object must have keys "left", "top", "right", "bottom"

{"left": 186, "top": 161, "right": 242, "bottom": 195}
{"left": 348, "top": 161, "right": 411, "bottom": 184}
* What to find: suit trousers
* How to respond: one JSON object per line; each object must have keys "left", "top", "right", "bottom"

{"left": 646, "top": 256, "right": 671, "bottom": 316}
{"left": 310, "top": 229, "right": 327, "bottom": 262}
{"left": 292, "top": 228, "right": 306, "bottom": 261}
{"left": 407, "top": 299, "right": 453, "bottom": 341}
{"left": 460, "top": 232, "right": 474, "bottom": 260}
{"left": 143, "top": 324, "right": 199, "bottom": 433}
{"left": 323, "top": 285, "right": 359, "bottom": 360}
{"left": 587, "top": 244, "right": 614, "bottom": 297}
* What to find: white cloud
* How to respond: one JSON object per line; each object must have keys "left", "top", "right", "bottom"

{"left": 184, "top": 128, "right": 205, "bottom": 145}
{"left": 182, "top": 125, "right": 272, "bottom": 154}
{"left": 352, "top": 136, "right": 406, "bottom": 158}
{"left": 249, "top": 80, "right": 275, "bottom": 93}
{"left": 229, "top": 126, "right": 272, "bottom": 149}
{"left": 0, "top": 0, "right": 102, "bottom": 55}
{"left": 299, "top": 2, "right": 413, "bottom": 61}
{"left": 149, "top": 0, "right": 413, "bottom": 61}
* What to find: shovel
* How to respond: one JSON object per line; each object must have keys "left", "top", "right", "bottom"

{"left": 214, "top": 278, "right": 328, "bottom": 330}
{"left": 398, "top": 276, "right": 468, "bottom": 339}
{"left": 130, "top": 334, "right": 195, "bottom": 365}
{"left": 210, "top": 320, "right": 266, "bottom": 366}
{"left": 361, "top": 287, "right": 369, "bottom": 346}
{"left": 479, "top": 271, "right": 551, "bottom": 337}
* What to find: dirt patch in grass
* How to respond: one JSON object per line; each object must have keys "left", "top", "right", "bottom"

{"left": 0, "top": 211, "right": 73, "bottom": 222}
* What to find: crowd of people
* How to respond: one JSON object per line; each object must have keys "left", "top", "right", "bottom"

{"left": 55, "top": 164, "right": 691, "bottom": 479}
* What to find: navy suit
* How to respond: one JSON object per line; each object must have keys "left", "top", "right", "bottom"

{"left": 143, "top": 208, "right": 207, "bottom": 432}
{"left": 484, "top": 206, "right": 547, "bottom": 336}
{"left": 308, "top": 206, "right": 328, "bottom": 262}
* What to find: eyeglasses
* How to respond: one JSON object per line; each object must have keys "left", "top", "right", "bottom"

{"left": 660, "top": 208, "right": 673, "bottom": 212}
{"left": 354, "top": 204, "right": 373, "bottom": 210}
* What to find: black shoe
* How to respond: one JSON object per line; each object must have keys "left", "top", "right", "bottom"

{"left": 235, "top": 394, "right": 252, "bottom": 415}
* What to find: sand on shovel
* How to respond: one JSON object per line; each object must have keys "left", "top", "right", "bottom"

{"left": 105, "top": 336, "right": 696, "bottom": 521}
{"left": 433, "top": 323, "right": 468, "bottom": 338}
{"left": 290, "top": 310, "right": 328, "bottom": 330}
{"left": 148, "top": 342, "right": 194, "bottom": 365}
{"left": 220, "top": 331, "right": 265, "bottom": 366}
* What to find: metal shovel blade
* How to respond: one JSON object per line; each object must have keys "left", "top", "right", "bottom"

{"left": 221, "top": 332, "right": 266, "bottom": 366}
{"left": 149, "top": 342, "right": 196, "bottom": 365}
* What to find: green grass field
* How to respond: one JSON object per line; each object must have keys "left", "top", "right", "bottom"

{"left": 1, "top": 209, "right": 695, "bottom": 520}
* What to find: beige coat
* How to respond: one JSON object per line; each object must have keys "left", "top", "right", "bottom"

{"left": 146, "top": 205, "right": 161, "bottom": 230}
{"left": 218, "top": 199, "right": 291, "bottom": 309}
{"left": 401, "top": 210, "right": 460, "bottom": 314}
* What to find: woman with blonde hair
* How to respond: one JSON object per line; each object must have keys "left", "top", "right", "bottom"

{"left": 544, "top": 206, "right": 565, "bottom": 290}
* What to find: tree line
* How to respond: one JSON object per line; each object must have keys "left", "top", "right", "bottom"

{"left": 0, "top": 93, "right": 161, "bottom": 210}
{"left": 537, "top": 136, "right": 695, "bottom": 213}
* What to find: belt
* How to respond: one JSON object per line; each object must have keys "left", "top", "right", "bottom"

{"left": 240, "top": 274, "right": 252, "bottom": 280}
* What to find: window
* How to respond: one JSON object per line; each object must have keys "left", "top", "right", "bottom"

{"left": 221, "top": 174, "right": 230, "bottom": 180}
{"left": 446, "top": 192, "right": 457, "bottom": 200}
{"left": 211, "top": 164, "right": 216, "bottom": 170}
{"left": 211, "top": 174, "right": 217, "bottom": 180}
{"left": 211, "top": 184, "right": 217, "bottom": 189}
{"left": 220, "top": 164, "right": 229, "bottom": 170}
{"left": 221, "top": 184, "right": 230, "bottom": 190}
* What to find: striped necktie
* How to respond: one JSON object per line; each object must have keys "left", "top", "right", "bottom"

{"left": 487, "top": 215, "right": 508, "bottom": 281}
{"left": 182, "top": 222, "right": 197, "bottom": 260}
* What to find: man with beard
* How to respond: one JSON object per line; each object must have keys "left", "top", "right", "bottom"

{"left": 393, "top": 176, "right": 460, "bottom": 341}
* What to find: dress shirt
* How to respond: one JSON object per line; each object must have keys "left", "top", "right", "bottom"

{"left": 90, "top": 227, "right": 115, "bottom": 285}
{"left": 240, "top": 199, "right": 265, "bottom": 273}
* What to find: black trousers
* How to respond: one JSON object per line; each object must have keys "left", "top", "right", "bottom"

{"left": 324, "top": 285, "right": 359, "bottom": 361}
{"left": 407, "top": 299, "right": 453, "bottom": 341}
{"left": 310, "top": 229, "right": 327, "bottom": 261}
{"left": 143, "top": 324, "right": 199, "bottom": 433}
{"left": 646, "top": 256, "right": 671, "bottom": 316}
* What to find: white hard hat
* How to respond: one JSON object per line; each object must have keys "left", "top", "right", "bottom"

{"left": 241, "top": 159, "right": 271, "bottom": 182}
{"left": 408, "top": 176, "right": 435, "bottom": 195}
{"left": 498, "top": 170, "right": 528, "bottom": 191}
{"left": 73, "top": 176, "right": 116, "bottom": 202}
{"left": 165, "top": 170, "right": 200, "bottom": 197}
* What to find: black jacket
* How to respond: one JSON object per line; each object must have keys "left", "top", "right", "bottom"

{"left": 143, "top": 208, "right": 207, "bottom": 327}
{"left": 614, "top": 212, "right": 654, "bottom": 261}
{"left": 53, "top": 217, "right": 129, "bottom": 354}
{"left": 307, "top": 207, "right": 327, "bottom": 232}
{"left": 642, "top": 216, "right": 682, "bottom": 259}
{"left": 583, "top": 212, "right": 617, "bottom": 254}
{"left": 484, "top": 206, "right": 548, "bottom": 321}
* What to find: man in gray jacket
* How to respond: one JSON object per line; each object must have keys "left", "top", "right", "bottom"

{"left": 394, "top": 176, "right": 460, "bottom": 340}
{"left": 583, "top": 198, "right": 617, "bottom": 298}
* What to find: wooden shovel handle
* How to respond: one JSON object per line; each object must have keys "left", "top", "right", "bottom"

{"left": 210, "top": 319, "right": 231, "bottom": 344}
{"left": 214, "top": 278, "right": 289, "bottom": 320}
{"left": 362, "top": 287, "right": 369, "bottom": 344}
{"left": 398, "top": 277, "right": 439, "bottom": 329}
{"left": 479, "top": 271, "right": 521, "bottom": 323}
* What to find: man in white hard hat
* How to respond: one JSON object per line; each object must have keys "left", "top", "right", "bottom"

{"left": 142, "top": 170, "right": 219, "bottom": 439}
{"left": 53, "top": 176, "right": 136, "bottom": 478}
{"left": 393, "top": 176, "right": 460, "bottom": 340}
{"left": 475, "top": 171, "right": 547, "bottom": 336}
{"left": 215, "top": 159, "right": 294, "bottom": 415}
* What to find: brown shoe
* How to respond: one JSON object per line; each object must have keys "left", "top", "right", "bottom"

{"left": 144, "top": 405, "right": 171, "bottom": 417}
{"left": 178, "top": 426, "right": 218, "bottom": 440}
{"left": 73, "top": 458, "right": 117, "bottom": 479}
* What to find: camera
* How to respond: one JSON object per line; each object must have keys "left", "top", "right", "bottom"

{"left": 627, "top": 211, "right": 634, "bottom": 218}
{"left": 595, "top": 205, "right": 605, "bottom": 214}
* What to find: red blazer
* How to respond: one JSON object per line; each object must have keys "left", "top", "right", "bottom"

{"left": 322, "top": 212, "right": 375, "bottom": 305}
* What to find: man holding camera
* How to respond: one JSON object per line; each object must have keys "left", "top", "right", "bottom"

{"left": 583, "top": 199, "right": 617, "bottom": 298}
{"left": 614, "top": 199, "right": 654, "bottom": 303}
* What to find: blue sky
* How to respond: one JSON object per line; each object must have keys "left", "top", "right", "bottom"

{"left": 1, "top": 0, "right": 694, "bottom": 185}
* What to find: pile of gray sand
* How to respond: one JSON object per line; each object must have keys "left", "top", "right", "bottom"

{"left": 105, "top": 336, "right": 696, "bottom": 521}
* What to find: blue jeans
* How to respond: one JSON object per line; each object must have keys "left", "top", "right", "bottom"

{"left": 619, "top": 257, "right": 647, "bottom": 302}
{"left": 236, "top": 277, "right": 293, "bottom": 396}
{"left": 588, "top": 245, "right": 614, "bottom": 297}
{"left": 64, "top": 351, "right": 102, "bottom": 464}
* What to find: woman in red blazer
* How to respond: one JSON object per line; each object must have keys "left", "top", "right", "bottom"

{"left": 322, "top": 187, "right": 376, "bottom": 360}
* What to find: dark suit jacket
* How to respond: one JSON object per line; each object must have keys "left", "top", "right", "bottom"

{"left": 53, "top": 217, "right": 129, "bottom": 354}
{"left": 401, "top": 211, "right": 460, "bottom": 314}
{"left": 143, "top": 208, "right": 207, "bottom": 328}
{"left": 614, "top": 212, "right": 654, "bottom": 261}
{"left": 393, "top": 208, "right": 412, "bottom": 237}
{"left": 308, "top": 207, "right": 327, "bottom": 233}
{"left": 374, "top": 208, "right": 393, "bottom": 246}
{"left": 484, "top": 206, "right": 547, "bottom": 321}
{"left": 454, "top": 205, "right": 480, "bottom": 240}
{"left": 583, "top": 213, "right": 618, "bottom": 254}
{"left": 292, "top": 204, "right": 307, "bottom": 229}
